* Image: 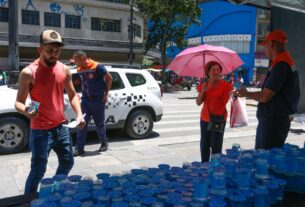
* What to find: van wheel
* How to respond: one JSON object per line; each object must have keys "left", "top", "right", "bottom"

{"left": 0, "top": 117, "right": 29, "bottom": 154}
{"left": 125, "top": 110, "right": 153, "bottom": 139}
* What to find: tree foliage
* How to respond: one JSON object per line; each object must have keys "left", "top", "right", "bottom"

{"left": 136, "top": 0, "right": 201, "bottom": 66}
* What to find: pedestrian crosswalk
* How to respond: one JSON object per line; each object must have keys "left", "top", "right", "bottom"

{"left": 151, "top": 97, "right": 305, "bottom": 149}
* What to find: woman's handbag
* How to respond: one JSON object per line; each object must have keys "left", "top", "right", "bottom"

{"left": 207, "top": 114, "right": 225, "bottom": 133}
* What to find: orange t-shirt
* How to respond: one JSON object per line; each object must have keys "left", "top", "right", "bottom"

{"left": 199, "top": 80, "right": 232, "bottom": 122}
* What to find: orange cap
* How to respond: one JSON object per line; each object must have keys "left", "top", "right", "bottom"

{"left": 260, "top": 29, "right": 288, "bottom": 45}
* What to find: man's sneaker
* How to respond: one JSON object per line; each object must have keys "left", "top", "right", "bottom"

{"left": 99, "top": 141, "right": 108, "bottom": 152}
{"left": 73, "top": 148, "right": 85, "bottom": 157}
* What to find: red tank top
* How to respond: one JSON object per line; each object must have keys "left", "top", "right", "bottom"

{"left": 29, "top": 59, "right": 66, "bottom": 129}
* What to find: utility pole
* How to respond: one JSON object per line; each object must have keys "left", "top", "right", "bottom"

{"left": 128, "top": 0, "right": 134, "bottom": 65}
{"left": 8, "top": 0, "right": 19, "bottom": 85}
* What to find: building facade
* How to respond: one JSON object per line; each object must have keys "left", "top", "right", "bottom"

{"left": 254, "top": 8, "right": 271, "bottom": 87}
{"left": 166, "top": 0, "right": 257, "bottom": 85}
{"left": 0, "top": 0, "right": 144, "bottom": 69}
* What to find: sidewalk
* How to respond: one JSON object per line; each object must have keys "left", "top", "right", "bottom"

{"left": 1, "top": 130, "right": 305, "bottom": 199}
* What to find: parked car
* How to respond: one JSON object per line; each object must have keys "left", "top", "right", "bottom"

{"left": 0, "top": 65, "right": 163, "bottom": 154}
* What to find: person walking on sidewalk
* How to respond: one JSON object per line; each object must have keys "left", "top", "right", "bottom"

{"left": 73, "top": 50, "right": 112, "bottom": 156}
{"left": 236, "top": 30, "right": 300, "bottom": 149}
{"left": 196, "top": 61, "right": 233, "bottom": 162}
{"left": 15, "top": 30, "right": 85, "bottom": 194}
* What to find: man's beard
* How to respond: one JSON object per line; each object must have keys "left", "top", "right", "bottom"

{"left": 44, "top": 57, "right": 57, "bottom": 67}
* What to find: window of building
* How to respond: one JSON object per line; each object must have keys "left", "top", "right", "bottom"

{"left": 22, "top": 10, "right": 39, "bottom": 25}
{"left": 134, "top": 24, "right": 141, "bottom": 37}
{"left": 126, "top": 73, "right": 146, "bottom": 87}
{"left": 44, "top": 12, "right": 61, "bottom": 27}
{"left": 0, "top": 7, "right": 9, "bottom": 22}
{"left": 110, "top": 72, "right": 125, "bottom": 90}
{"left": 258, "top": 22, "right": 270, "bottom": 39}
{"left": 65, "top": 15, "right": 80, "bottom": 29}
{"left": 91, "top": 17, "right": 101, "bottom": 30}
{"left": 128, "top": 24, "right": 142, "bottom": 38}
{"left": 91, "top": 17, "right": 121, "bottom": 32}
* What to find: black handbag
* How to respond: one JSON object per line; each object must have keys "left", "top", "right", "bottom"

{"left": 207, "top": 114, "right": 225, "bottom": 133}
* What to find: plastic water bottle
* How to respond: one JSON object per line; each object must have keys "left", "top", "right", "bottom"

{"left": 60, "top": 196, "right": 73, "bottom": 206}
{"left": 296, "top": 157, "right": 305, "bottom": 175}
{"left": 255, "top": 159, "right": 269, "bottom": 179}
{"left": 193, "top": 178, "right": 209, "bottom": 202}
{"left": 128, "top": 201, "right": 142, "bottom": 207}
{"left": 140, "top": 196, "right": 157, "bottom": 206}
{"left": 242, "top": 190, "right": 254, "bottom": 207}
{"left": 273, "top": 154, "right": 287, "bottom": 173}
{"left": 210, "top": 171, "right": 227, "bottom": 196}
{"left": 111, "top": 201, "right": 129, "bottom": 207}
{"left": 151, "top": 201, "right": 164, "bottom": 207}
{"left": 209, "top": 196, "right": 226, "bottom": 207}
{"left": 235, "top": 168, "right": 251, "bottom": 190}
{"left": 73, "top": 192, "right": 91, "bottom": 202}
{"left": 30, "top": 198, "right": 45, "bottom": 207}
{"left": 97, "top": 195, "right": 110, "bottom": 206}
{"left": 264, "top": 181, "right": 278, "bottom": 205}
{"left": 225, "top": 158, "right": 236, "bottom": 181}
{"left": 274, "top": 178, "right": 286, "bottom": 202}
{"left": 286, "top": 154, "right": 297, "bottom": 175}
{"left": 81, "top": 200, "right": 94, "bottom": 207}
{"left": 253, "top": 186, "right": 269, "bottom": 207}
{"left": 228, "top": 194, "right": 247, "bottom": 207}
{"left": 61, "top": 200, "right": 81, "bottom": 207}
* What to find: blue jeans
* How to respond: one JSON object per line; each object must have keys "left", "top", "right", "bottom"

{"left": 256, "top": 116, "right": 290, "bottom": 149}
{"left": 200, "top": 120, "right": 225, "bottom": 162}
{"left": 25, "top": 124, "right": 74, "bottom": 194}
{"left": 76, "top": 97, "right": 107, "bottom": 151}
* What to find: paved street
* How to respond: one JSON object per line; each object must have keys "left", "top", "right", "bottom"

{"left": 1, "top": 87, "right": 305, "bottom": 199}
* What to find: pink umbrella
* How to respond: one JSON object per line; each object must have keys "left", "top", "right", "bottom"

{"left": 168, "top": 44, "right": 244, "bottom": 78}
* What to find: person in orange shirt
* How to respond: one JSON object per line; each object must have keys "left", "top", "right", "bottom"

{"left": 196, "top": 61, "right": 233, "bottom": 162}
{"left": 236, "top": 30, "right": 300, "bottom": 149}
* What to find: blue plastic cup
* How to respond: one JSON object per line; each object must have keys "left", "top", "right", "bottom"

{"left": 39, "top": 178, "right": 54, "bottom": 199}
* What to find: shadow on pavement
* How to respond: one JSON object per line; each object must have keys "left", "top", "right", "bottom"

{"left": 290, "top": 128, "right": 305, "bottom": 134}
{"left": 178, "top": 97, "right": 196, "bottom": 99}
{"left": 79, "top": 150, "right": 102, "bottom": 157}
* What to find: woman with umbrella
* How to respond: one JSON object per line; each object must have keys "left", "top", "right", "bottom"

{"left": 168, "top": 44, "right": 243, "bottom": 162}
{"left": 196, "top": 61, "right": 233, "bottom": 162}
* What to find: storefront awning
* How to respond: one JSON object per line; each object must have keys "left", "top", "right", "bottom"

{"left": 228, "top": 0, "right": 305, "bottom": 13}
